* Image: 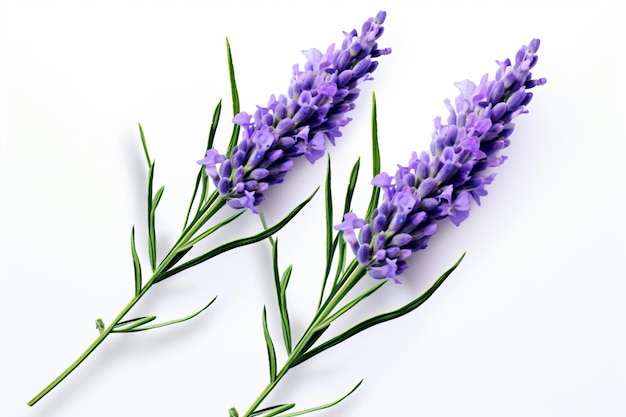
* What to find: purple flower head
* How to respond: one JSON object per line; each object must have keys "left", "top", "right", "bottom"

{"left": 336, "top": 39, "right": 546, "bottom": 281}
{"left": 199, "top": 12, "right": 391, "bottom": 212}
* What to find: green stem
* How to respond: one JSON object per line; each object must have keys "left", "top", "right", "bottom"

{"left": 27, "top": 196, "right": 227, "bottom": 407}
{"left": 239, "top": 265, "right": 367, "bottom": 417}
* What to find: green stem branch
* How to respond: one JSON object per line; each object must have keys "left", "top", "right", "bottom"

{"left": 27, "top": 196, "right": 227, "bottom": 407}
{"left": 239, "top": 265, "right": 367, "bottom": 417}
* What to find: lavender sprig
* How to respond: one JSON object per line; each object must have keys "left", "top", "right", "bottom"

{"left": 336, "top": 39, "right": 546, "bottom": 282}
{"left": 27, "top": 13, "right": 389, "bottom": 408}
{"left": 234, "top": 40, "right": 545, "bottom": 417}
{"left": 199, "top": 11, "right": 391, "bottom": 213}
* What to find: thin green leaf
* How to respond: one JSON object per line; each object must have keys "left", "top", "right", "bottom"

{"left": 228, "top": 407, "right": 239, "bottom": 417}
{"left": 279, "top": 265, "right": 293, "bottom": 354}
{"left": 117, "top": 296, "right": 217, "bottom": 332}
{"left": 331, "top": 233, "right": 347, "bottom": 289}
{"left": 183, "top": 168, "right": 204, "bottom": 231}
{"left": 95, "top": 318, "right": 105, "bottom": 335}
{"left": 318, "top": 158, "right": 361, "bottom": 308}
{"left": 199, "top": 169, "right": 209, "bottom": 207}
{"left": 365, "top": 92, "right": 381, "bottom": 220}
{"left": 249, "top": 404, "right": 292, "bottom": 417}
{"left": 206, "top": 99, "right": 223, "bottom": 151}
{"left": 130, "top": 226, "right": 142, "bottom": 296}
{"left": 271, "top": 238, "right": 281, "bottom": 289}
{"left": 262, "top": 307, "right": 278, "bottom": 382}
{"left": 225, "top": 38, "right": 241, "bottom": 157}
{"left": 327, "top": 158, "right": 361, "bottom": 292}
{"left": 292, "top": 254, "right": 465, "bottom": 367}
{"left": 197, "top": 99, "right": 223, "bottom": 210}
{"left": 317, "top": 281, "right": 387, "bottom": 329}
{"left": 318, "top": 156, "right": 334, "bottom": 309}
{"left": 112, "top": 315, "right": 157, "bottom": 332}
{"left": 148, "top": 181, "right": 165, "bottom": 273}
{"left": 183, "top": 99, "right": 222, "bottom": 231}
{"left": 155, "top": 187, "right": 319, "bottom": 283}
{"left": 138, "top": 123, "right": 151, "bottom": 167}
{"left": 271, "top": 239, "right": 292, "bottom": 354}
{"left": 279, "top": 379, "right": 363, "bottom": 417}
{"left": 342, "top": 158, "right": 360, "bottom": 218}
{"left": 152, "top": 185, "right": 164, "bottom": 210}
{"left": 260, "top": 403, "right": 296, "bottom": 417}
{"left": 184, "top": 210, "right": 246, "bottom": 248}
{"left": 147, "top": 162, "right": 157, "bottom": 271}
{"left": 113, "top": 316, "right": 154, "bottom": 328}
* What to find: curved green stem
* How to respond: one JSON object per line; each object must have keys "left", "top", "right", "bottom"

{"left": 27, "top": 196, "right": 227, "bottom": 407}
{"left": 239, "top": 265, "right": 367, "bottom": 417}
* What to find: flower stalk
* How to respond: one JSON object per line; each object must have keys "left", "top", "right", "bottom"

{"left": 238, "top": 263, "right": 368, "bottom": 417}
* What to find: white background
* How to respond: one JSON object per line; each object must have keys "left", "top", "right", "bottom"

{"left": 1, "top": 1, "right": 625, "bottom": 416}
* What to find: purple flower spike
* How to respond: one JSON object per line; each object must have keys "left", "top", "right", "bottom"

{"left": 199, "top": 12, "right": 391, "bottom": 212}
{"left": 340, "top": 39, "right": 546, "bottom": 281}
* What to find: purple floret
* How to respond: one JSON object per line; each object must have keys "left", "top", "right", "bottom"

{"left": 337, "top": 39, "right": 546, "bottom": 281}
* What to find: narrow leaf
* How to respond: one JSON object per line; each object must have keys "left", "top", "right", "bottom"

{"left": 130, "top": 226, "right": 142, "bottom": 296}
{"left": 112, "top": 316, "right": 157, "bottom": 332}
{"left": 206, "top": 99, "right": 223, "bottom": 151}
{"left": 147, "top": 161, "right": 157, "bottom": 271}
{"left": 292, "top": 254, "right": 465, "bottom": 367}
{"left": 138, "top": 123, "right": 151, "bottom": 167}
{"left": 331, "top": 233, "right": 347, "bottom": 289}
{"left": 318, "top": 156, "right": 334, "bottom": 309}
{"left": 183, "top": 168, "right": 204, "bottom": 231}
{"left": 184, "top": 210, "right": 246, "bottom": 248}
{"left": 249, "top": 404, "right": 292, "bottom": 417}
{"left": 184, "top": 100, "right": 222, "bottom": 230}
{"left": 260, "top": 403, "right": 296, "bottom": 417}
{"left": 333, "top": 158, "right": 361, "bottom": 289}
{"left": 365, "top": 91, "right": 381, "bottom": 220}
{"left": 155, "top": 187, "right": 319, "bottom": 282}
{"left": 152, "top": 185, "right": 165, "bottom": 211}
{"left": 279, "top": 379, "right": 363, "bottom": 417}
{"left": 198, "top": 99, "right": 223, "bottom": 209}
{"left": 262, "top": 306, "right": 278, "bottom": 382}
{"left": 342, "top": 158, "right": 360, "bottom": 217}
{"left": 149, "top": 185, "right": 165, "bottom": 272}
{"left": 317, "top": 281, "right": 387, "bottom": 329}
{"left": 113, "top": 316, "right": 154, "bottom": 328}
{"left": 225, "top": 38, "right": 241, "bottom": 157}
{"left": 279, "top": 265, "right": 293, "bottom": 354}
{"left": 119, "top": 296, "right": 217, "bottom": 332}
{"left": 331, "top": 157, "right": 361, "bottom": 289}
{"left": 271, "top": 239, "right": 292, "bottom": 354}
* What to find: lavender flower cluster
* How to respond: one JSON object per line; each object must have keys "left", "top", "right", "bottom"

{"left": 336, "top": 39, "right": 546, "bottom": 282}
{"left": 199, "top": 12, "right": 391, "bottom": 213}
